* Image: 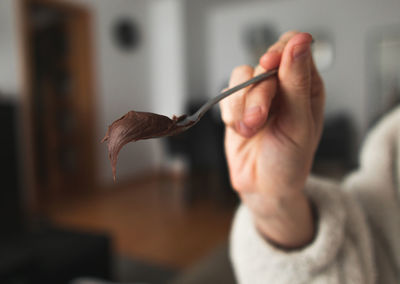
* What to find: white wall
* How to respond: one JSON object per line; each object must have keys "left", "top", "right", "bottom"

{"left": 148, "top": 0, "right": 186, "bottom": 117}
{"left": 78, "top": 0, "right": 160, "bottom": 184}
{"left": 65, "top": 0, "right": 186, "bottom": 184}
{"left": 183, "top": 0, "right": 247, "bottom": 101}
{"left": 0, "top": 0, "right": 21, "bottom": 98}
{"left": 0, "top": 0, "right": 173, "bottom": 186}
{"left": 206, "top": 0, "right": 400, "bottom": 144}
{"left": 147, "top": 0, "right": 187, "bottom": 169}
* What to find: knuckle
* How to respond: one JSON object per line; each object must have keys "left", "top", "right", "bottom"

{"left": 290, "top": 74, "right": 311, "bottom": 91}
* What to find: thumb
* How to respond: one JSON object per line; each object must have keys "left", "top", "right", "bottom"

{"left": 278, "top": 33, "right": 313, "bottom": 123}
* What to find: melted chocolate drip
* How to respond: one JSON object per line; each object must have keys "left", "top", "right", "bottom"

{"left": 101, "top": 111, "right": 190, "bottom": 180}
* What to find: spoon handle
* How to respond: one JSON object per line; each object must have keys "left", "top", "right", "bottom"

{"left": 193, "top": 68, "right": 278, "bottom": 121}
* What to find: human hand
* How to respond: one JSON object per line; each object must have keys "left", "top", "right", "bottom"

{"left": 220, "top": 31, "right": 325, "bottom": 248}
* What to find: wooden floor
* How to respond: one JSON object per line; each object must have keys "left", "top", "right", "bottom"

{"left": 46, "top": 174, "right": 236, "bottom": 269}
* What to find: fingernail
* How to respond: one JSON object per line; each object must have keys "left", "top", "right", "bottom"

{"left": 260, "top": 53, "right": 268, "bottom": 63}
{"left": 292, "top": 43, "right": 310, "bottom": 60}
{"left": 236, "top": 121, "right": 253, "bottom": 137}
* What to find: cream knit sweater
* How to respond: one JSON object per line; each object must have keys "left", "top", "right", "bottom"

{"left": 230, "top": 107, "right": 400, "bottom": 284}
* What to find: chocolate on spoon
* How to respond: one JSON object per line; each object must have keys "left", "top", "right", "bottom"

{"left": 101, "top": 111, "right": 194, "bottom": 180}
{"left": 102, "top": 69, "right": 278, "bottom": 180}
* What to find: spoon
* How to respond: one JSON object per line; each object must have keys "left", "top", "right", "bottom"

{"left": 102, "top": 67, "right": 278, "bottom": 180}
{"left": 177, "top": 68, "right": 278, "bottom": 128}
{"left": 178, "top": 39, "right": 314, "bottom": 127}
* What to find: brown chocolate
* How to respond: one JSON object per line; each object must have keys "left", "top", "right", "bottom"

{"left": 101, "top": 111, "right": 190, "bottom": 180}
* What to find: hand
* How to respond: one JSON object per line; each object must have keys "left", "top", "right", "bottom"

{"left": 220, "top": 31, "right": 325, "bottom": 248}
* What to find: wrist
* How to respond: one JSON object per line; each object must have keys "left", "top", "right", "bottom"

{"left": 253, "top": 193, "right": 315, "bottom": 249}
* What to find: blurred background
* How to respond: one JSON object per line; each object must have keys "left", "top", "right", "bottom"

{"left": 0, "top": 0, "right": 400, "bottom": 283}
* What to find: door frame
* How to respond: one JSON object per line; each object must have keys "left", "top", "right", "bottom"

{"left": 17, "top": 0, "right": 98, "bottom": 214}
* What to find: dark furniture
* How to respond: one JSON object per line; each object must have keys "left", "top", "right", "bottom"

{"left": 0, "top": 99, "right": 112, "bottom": 284}
{"left": 0, "top": 226, "right": 112, "bottom": 284}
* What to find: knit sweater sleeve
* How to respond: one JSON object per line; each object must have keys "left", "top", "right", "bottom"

{"left": 229, "top": 176, "right": 376, "bottom": 284}
{"left": 343, "top": 107, "right": 400, "bottom": 282}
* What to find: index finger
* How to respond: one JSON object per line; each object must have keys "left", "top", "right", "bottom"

{"left": 259, "top": 31, "right": 300, "bottom": 70}
{"left": 220, "top": 65, "right": 254, "bottom": 128}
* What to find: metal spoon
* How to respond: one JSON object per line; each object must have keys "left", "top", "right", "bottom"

{"left": 176, "top": 68, "right": 277, "bottom": 128}
{"left": 102, "top": 68, "right": 278, "bottom": 180}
